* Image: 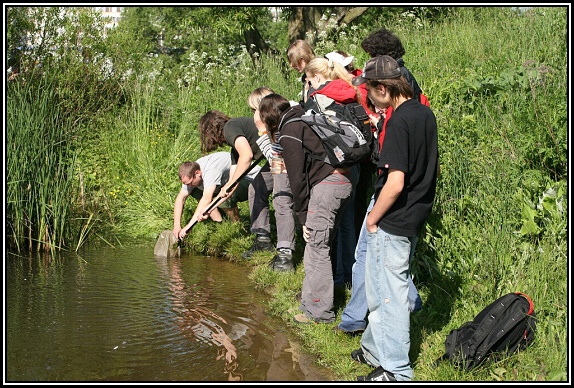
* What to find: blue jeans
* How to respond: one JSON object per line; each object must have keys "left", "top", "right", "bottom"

{"left": 332, "top": 164, "right": 359, "bottom": 287}
{"left": 338, "top": 196, "right": 422, "bottom": 332}
{"left": 360, "top": 228, "right": 415, "bottom": 381}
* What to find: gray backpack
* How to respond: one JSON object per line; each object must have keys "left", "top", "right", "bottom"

{"left": 283, "top": 109, "right": 371, "bottom": 168}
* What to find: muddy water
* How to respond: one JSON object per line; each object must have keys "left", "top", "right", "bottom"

{"left": 5, "top": 246, "right": 335, "bottom": 382}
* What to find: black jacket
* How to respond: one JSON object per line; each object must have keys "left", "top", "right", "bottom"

{"left": 278, "top": 104, "right": 334, "bottom": 225}
{"left": 396, "top": 58, "right": 423, "bottom": 101}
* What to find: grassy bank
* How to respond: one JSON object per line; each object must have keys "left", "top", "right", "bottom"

{"left": 178, "top": 7, "right": 568, "bottom": 381}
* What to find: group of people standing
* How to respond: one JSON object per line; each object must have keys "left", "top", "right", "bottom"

{"left": 171, "top": 28, "right": 439, "bottom": 382}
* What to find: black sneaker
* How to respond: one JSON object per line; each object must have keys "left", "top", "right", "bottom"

{"left": 242, "top": 235, "right": 273, "bottom": 259}
{"left": 333, "top": 325, "right": 364, "bottom": 337}
{"left": 351, "top": 348, "right": 373, "bottom": 366}
{"left": 269, "top": 248, "right": 294, "bottom": 272}
{"left": 357, "top": 366, "right": 396, "bottom": 382}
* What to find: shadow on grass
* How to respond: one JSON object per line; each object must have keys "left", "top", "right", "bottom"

{"left": 409, "top": 210, "right": 463, "bottom": 367}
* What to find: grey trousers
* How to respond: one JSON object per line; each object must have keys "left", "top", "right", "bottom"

{"left": 272, "top": 172, "right": 296, "bottom": 251}
{"left": 299, "top": 172, "right": 352, "bottom": 322}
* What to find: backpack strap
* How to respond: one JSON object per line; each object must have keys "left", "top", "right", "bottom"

{"left": 279, "top": 117, "right": 314, "bottom": 196}
{"left": 469, "top": 294, "right": 517, "bottom": 345}
{"left": 515, "top": 292, "right": 535, "bottom": 315}
{"left": 283, "top": 117, "right": 302, "bottom": 127}
{"left": 281, "top": 117, "right": 327, "bottom": 164}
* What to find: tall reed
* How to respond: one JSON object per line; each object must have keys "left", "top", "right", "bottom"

{"left": 7, "top": 74, "right": 78, "bottom": 253}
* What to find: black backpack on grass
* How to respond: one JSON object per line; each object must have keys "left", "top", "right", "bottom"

{"left": 439, "top": 292, "right": 537, "bottom": 370}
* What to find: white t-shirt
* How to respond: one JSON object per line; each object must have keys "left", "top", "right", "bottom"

{"left": 182, "top": 151, "right": 261, "bottom": 193}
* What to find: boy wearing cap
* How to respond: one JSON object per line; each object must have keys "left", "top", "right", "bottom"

{"left": 350, "top": 55, "right": 439, "bottom": 382}
{"left": 335, "top": 29, "right": 426, "bottom": 338}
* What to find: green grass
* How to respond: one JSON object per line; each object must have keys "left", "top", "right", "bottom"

{"left": 7, "top": 74, "right": 80, "bottom": 253}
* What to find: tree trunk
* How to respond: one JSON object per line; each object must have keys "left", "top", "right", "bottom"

{"left": 243, "top": 27, "right": 271, "bottom": 57}
{"left": 287, "top": 7, "right": 369, "bottom": 45}
{"left": 287, "top": 7, "right": 321, "bottom": 44}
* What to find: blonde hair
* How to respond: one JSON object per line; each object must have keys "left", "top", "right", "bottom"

{"left": 248, "top": 86, "right": 275, "bottom": 111}
{"left": 286, "top": 39, "right": 316, "bottom": 68}
{"left": 305, "top": 57, "right": 354, "bottom": 85}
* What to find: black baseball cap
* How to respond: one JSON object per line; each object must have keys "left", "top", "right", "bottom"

{"left": 352, "top": 55, "right": 401, "bottom": 86}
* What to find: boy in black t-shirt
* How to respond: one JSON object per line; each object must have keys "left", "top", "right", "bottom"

{"left": 350, "top": 55, "right": 438, "bottom": 382}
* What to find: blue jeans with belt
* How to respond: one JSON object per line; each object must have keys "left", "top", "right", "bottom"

{"left": 337, "top": 196, "right": 422, "bottom": 332}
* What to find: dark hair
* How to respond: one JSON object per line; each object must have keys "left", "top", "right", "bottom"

{"left": 258, "top": 94, "right": 291, "bottom": 143}
{"left": 367, "top": 78, "right": 413, "bottom": 101}
{"left": 198, "top": 110, "right": 229, "bottom": 154}
{"left": 361, "top": 28, "right": 405, "bottom": 59}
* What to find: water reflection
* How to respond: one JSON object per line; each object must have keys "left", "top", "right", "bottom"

{"left": 6, "top": 247, "right": 334, "bottom": 382}
{"left": 162, "top": 255, "right": 242, "bottom": 381}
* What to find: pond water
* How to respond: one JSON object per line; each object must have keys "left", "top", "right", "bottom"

{"left": 5, "top": 245, "right": 334, "bottom": 382}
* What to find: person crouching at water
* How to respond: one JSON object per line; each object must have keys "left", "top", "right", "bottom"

{"left": 174, "top": 151, "right": 261, "bottom": 239}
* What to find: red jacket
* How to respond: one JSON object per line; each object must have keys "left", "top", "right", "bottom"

{"left": 309, "top": 78, "right": 356, "bottom": 104}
